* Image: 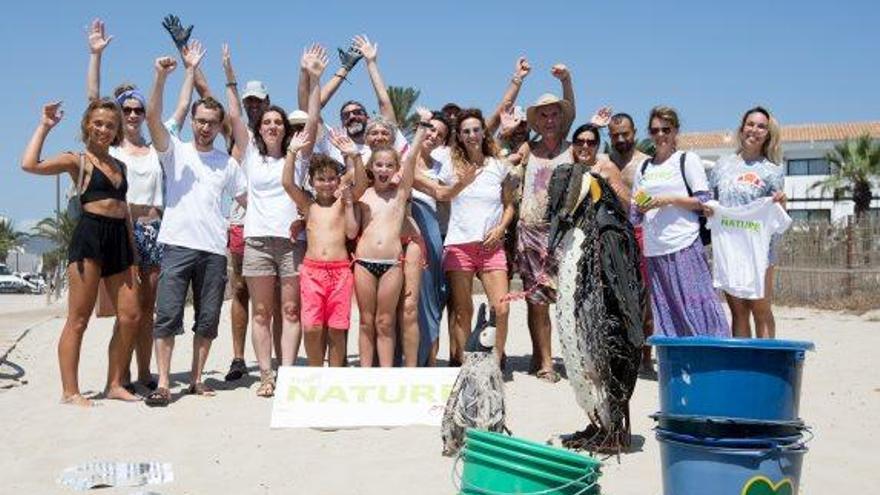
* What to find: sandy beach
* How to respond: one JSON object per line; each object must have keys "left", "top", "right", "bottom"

{"left": 0, "top": 296, "right": 877, "bottom": 494}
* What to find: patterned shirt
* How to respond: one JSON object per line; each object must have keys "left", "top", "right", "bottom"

{"left": 709, "top": 154, "right": 784, "bottom": 207}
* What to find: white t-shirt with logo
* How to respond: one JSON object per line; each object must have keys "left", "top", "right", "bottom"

{"left": 706, "top": 197, "right": 792, "bottom": 299}
{"left": 633, "top": 151, "right": 709, "bottom": 256}
{"left": 439, "top": 157, "right": 508, "bottom": 246}
{"left": 157, "top": 135, "right": 246, "bottom": 256}
{"left": 240, "top": 143, "right": 306, "bottom": 239}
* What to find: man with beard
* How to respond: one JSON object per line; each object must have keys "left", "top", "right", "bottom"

{"left": 145, "top": 52, "right": 246, "bottom": 406}
{"left": 607, "top": 112, "right": 653, "bottom": 372}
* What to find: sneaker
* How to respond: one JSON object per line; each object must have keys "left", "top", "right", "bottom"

{"left": 225, "top": 358, "right": 247, "bottom": 382}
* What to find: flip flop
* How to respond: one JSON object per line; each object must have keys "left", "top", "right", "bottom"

{"left": 145, "top": 387, "right": 171, "bottom": 407}
{"left": 187, "top": 383, "right": 216, "bottom": 396}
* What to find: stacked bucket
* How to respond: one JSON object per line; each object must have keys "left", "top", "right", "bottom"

{"left": 649, "top": 336, "right": 815, "bottom": 495}
{"left": 457, "top": 429, "right": 602, "bottom": 494}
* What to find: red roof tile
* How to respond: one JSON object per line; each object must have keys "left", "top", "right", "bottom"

{"left": 678, "top": 121, "right": 880, "bottom": 150}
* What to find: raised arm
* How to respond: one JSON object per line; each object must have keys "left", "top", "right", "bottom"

{"left": 147, "top": 57, "right": 177, "bottom": 153}
{"left": 220, "top": 44, "right": 249, "bottom": 163}
{"left": 309, "top": 42, "right": 363, "bottom": 110}
{"left": 162, "top": 14, "right": 212, "bottom": 99}
{"left": 21, "top": 102, "right": 78, "bottom": 177}
{"left": 551, "top": 64, "right": 576, "bottom": 133}
{"left": 166, "top": 40, "right": 203, "bottom": 133}
{"left": 282, "top": 131, "right": 313, "bottom": 212}
{"left": 352, "top": 35, "right": 395, "bottom": 123}
{"left": 399, "top": 108, "right": 432, "bottom": 192}
{"left": 327, "top": 128, "right": 367, "bottom": 199}
{"left": 86, "top": 18, "right": 113, "bottom": 101}
{"left": 301, "top": 44, "right": 329, "bottom": 157}
{"left": 487, "top": 57, "right": 531, "bottom": 135}
{"left": 341, "top": 183, "right": 360, "bottom": 240}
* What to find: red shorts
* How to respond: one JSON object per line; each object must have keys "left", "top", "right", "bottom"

{"left": 228, "top": 224, "right": 245, "bottom": 257}
{"left": 299, "top": 258, "right": 353, "bottom": 329}
{"left": 443, "top": 242, "right": 507, "bottom": 273}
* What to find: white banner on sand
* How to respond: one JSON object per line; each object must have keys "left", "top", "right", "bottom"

{"left": 270, "top": 367, "right": 459, "bottom": 429}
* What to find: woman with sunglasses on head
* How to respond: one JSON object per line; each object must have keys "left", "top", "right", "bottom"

{"left": 630, "top": 106, "right": 729, "bottom": 338}
{"left": 85, "top": 19, "right": 199, "bottom": 392}
{"left": 706, "top": 107, "right": 786, "bottom": 338}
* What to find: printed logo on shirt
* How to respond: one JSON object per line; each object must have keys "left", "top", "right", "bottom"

{"left": 736, "top": 172, "right": 766, "bottom": 189}
{"left": 642, "top": 167, "right": 677, "bottom": 183}
{"left": 720, "top": 216, "right": 762, "bottom": 233}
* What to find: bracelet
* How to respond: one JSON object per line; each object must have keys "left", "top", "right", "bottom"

{"left": 225, "top": 81, "right": 238, "bottom": 87}
{"left": 511, "top": 76, "right": 523, "bottom": 85}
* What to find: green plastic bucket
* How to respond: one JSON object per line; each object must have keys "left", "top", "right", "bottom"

{"left": 457, "top": 430, "right": 601, "bottom": 495}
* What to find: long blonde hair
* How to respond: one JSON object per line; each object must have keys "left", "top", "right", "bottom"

{"left": 735, "top": 106, "right": 782, "bottom": 164}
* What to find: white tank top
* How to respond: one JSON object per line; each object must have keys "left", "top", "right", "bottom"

{"left": 110, "top": 145, "right": 164, "bottom": 208}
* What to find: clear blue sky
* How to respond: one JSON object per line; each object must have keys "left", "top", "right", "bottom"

{"left": 3, "top": 0, "right": 879, "bottom": 230}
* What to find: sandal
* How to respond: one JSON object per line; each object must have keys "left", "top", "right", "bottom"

{"left": 145, "top": 387, "right": 171, "bottom": 407}
{"left": 536, "top": 368, "right": 561, "bottom": 384}
{"left": 256, "top": 371, "right": 275, "bottom": 398}
{"left": 187, "top": 382, "right": 216, "bottom": 397}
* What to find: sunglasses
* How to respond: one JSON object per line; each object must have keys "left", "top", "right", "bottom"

{"left": 573, "top": 138, "right": 599, "bottom": 147}
{"left": 649, "top": 126, "right": 673, "bottom": 136}
{"left": 122, "top": 107, "right": 145, "bottom": 116}
{"left": 341, "top": 108, "right": 366, "bottom": 119}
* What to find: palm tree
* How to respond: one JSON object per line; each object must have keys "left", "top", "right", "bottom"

{"left": 0, "top": 218, "right": 26, "bottom": 261}
{"left": 387, "top": 85, "right": 421, "bottom": 138}
{"left": 32, "top": 211, "right": 77, "bottom": 290}
{"left": 811, "top": 134, "right": 880, "bottom": 220}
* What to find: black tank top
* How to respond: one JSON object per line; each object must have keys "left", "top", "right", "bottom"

{"left": 80, "top": 156, "right": 128, "bottom": 204}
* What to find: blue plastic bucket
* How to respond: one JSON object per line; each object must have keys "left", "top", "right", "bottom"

{"left": 656, "top": 429, "right": 807, "bottom": 495}
{"left": 651, "top": 412, "right": 807, "bottom": 439}
{"left": 649, "top": 337, "right": 815, "bottom": 421}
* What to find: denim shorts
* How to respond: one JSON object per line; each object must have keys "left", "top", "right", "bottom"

{"left": 154, "top": 245, "right": 227, "bottom": 339}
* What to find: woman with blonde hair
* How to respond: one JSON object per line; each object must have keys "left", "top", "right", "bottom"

{"left": 706, "top": 106, "right": 786, "bottom": 338}
{"left": 631, "top": 106, "right": 729, "bottom": 337}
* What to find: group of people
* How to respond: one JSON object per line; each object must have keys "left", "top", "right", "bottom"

{"left": 21, "top": 17, "right": 787, "bottom": 408}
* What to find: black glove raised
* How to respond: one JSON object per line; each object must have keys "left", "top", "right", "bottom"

{"left": 162, "top": 14, "right": 193, "bottom": 50}
{"left": 337, "top": 45, "right": 363, "bottom": 72}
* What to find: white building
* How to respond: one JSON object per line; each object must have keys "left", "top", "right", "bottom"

{"left": 679, "top": 121, "right": 880, "bottom": 222}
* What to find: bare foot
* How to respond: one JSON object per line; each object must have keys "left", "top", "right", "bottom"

{"left": 60, "top": 394, "right": 96, "bottom": 407}
{"left": 105, "top": 385, "right": 142, "bottom": 402}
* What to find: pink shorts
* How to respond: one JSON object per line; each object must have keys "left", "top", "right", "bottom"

{"left": 443, "top": 242, "right": 507, "bottom": 273}
{"left": 300, "top": 258, "right": 353, "bottom": 329}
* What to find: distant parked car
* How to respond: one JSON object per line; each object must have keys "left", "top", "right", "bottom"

{"left": 0, "top": 264, "right": 40, "bottom": 294}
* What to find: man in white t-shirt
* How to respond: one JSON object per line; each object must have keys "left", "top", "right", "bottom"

{"left": 145, "top": 52, "right": 246, "bottom": 406}
{"left": 705, "top": 197, "right": 792, "bottom": 300}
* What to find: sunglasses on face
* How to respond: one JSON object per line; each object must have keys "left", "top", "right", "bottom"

{"left": 649, "top": 126, "right": 673, "bottom": 136}
{"left": 341, "top": 108, "right": 366, "bottom": 119}
{"left": 122, "top": 107, "right": 145, "bottom": 116}
{"left": 194, "top": 118, "right": 220, "bottom": 128}
{"left": 573, "top": 138, "right": 599, "bottom": 148}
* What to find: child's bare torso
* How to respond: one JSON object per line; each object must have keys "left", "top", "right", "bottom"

{"left": 306, "top": 199, "right": 349, "bottom": 261}
{"left": 356, "top": 187, "right": 407, "bottom": 260}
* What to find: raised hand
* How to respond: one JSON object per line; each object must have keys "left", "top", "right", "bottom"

{"left": 87, "top": 18, "right": 113, "bottom": 54}
{"left": 41, "top": 101, "right": 64, "bottom": 129}
{"left": 590, "top": 106, "right": 613, "bottom": 128}
{"left": 181, "top": 40, "right": 205, "bottom": 69}
{"left": 352, "top": 35, "right": 378, "bottom": 63}
{"left": 328, "top": 128, "right": 357, "bottom": 156}
{"left": 514, "top": 57, "right": 531, "bottom": 79}
{"left": 455, "top": 160, "right": 480, "bottom": 187}
{"left": 337, "top": 181, "right": 354, "bottom": 204}
{"left": 415, "top": 106, "right": 432, "bottom": 123}
{"left": 154, "top": 56, "right": 178, "bottom": 75}
{"left": 161, "top": 14, "right": 193, "bottom": 50}
{"left": 499, "top": 103, "right": 523, "bottom": 136}
{"left": 301, "top": 44, "right": 329, "bottom": 78}
{"left": 550, "top": 63, "right": 571, "bottom": 81}
{"left": 221, "top": 43, "right": 235, "bottom": 80}
{"left": 337, "top": 42, "right": 363, "bottom": 71}
{"left": 287, "top": 131, "right": 312, "bottom": 155}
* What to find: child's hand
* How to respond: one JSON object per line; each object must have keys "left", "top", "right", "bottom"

{"left": 328, "top": 128, "right": 357, "bottom": 157}
{"left": 289, "top": 218, "right": 305, "bottom": 241}
{"left": 338, "top": 182, "right": 354, "bottom": 204}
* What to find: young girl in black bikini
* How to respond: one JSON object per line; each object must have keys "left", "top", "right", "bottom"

{"left": 21, "top": 99, "right": 142, "bottom": 406}
{"left": 353, "top": 110, "right": 429, "bottom": 367}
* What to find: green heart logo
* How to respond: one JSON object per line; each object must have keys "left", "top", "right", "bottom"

{"left": 741, "top": 475, "right": 795, "bottom": 495}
